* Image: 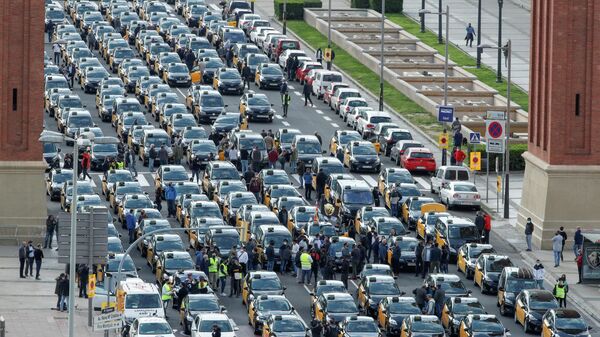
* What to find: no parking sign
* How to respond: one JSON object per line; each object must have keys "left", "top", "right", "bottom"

{"left": 486, "top": 120, "right": 505, "bottom": 139}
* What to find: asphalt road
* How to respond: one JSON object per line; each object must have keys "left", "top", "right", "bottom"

{"left": 41, "top": 1, "right": 585, "bottom": 336}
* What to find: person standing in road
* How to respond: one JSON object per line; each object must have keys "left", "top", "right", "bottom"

{"left": 303, "top": 81, "right": 314, "bottom": 107}
{"left": 315, "top": 168, "right": 327, "bottom": 201}
{"left": 315, "top": 47, "right": 323, "bottom": 64}
{"left": 424, "top": 294, "right": 436, "bottom": 315}
{"left": 279, "top": 240, "right": 291, "bottom": 274}
{"left": 52, "top": 42, "right": 61, "bottom": 65}
{"left": 552, "top": 231, "right": 564, "bottom": 267}
{"left": 421, "top": 241, "right": 432, "bottom": 278}
{"left": 282, "top": 91, "right": 291, "bottom": 117}
{"left": 415, "top": 240, "right": 424, "bottom": 277}
{"left": 574, "top": 227, "right": 583, "bottom": 257}
{"left": 154, "top": 185, "right": 163, "bottom": 212}
{"left": 475, "top": 211, "right": 485, "bottom": 240}
{"left": 303, "top": 169, "right": 313, "bottom": 200}
{"left": 558, "top": 226, "right": 568, "bottom": 261}
{"left": 148, "top": 144, "right": 157, "bottom": 172}
{"left": 237, "top": 247, "right": 248, "bottom": 276}
{"left": 67, "top": 63, "right": 76, "bottom": 89}
{"left": 553, "top": 279, "right": 567, "bottom": 308}
{"left": 47, "top": 21, "right": 55, "bottom": 42}
{"left": 533, "top": 259, "right": 545, "bottom": 289}
{"left": 228, "top": 258, "right": 242, "bottom": 297}
{"left": 415, "top": 284, "right": 427, "bottom": 310}
{"left": 340, "top": 256, "right": 350, "bottom": 288}
{"left": 208, "top": 253, "right": 219, "bottom": 289}
{"left": 299, "top": 248, "right": 313, "bottom": 285}
{"left": 80, "top": 149, "right": 92, "bottom": 181}
{"left": 483, "top": 213, "right": 492, "bottom": 244}
{"left": 378, "top": 239, "right": 388, "bottom": 264}
{"left": 126, "top": 209, "right": 136, "bottom": 243}
{"left": 159, "top": 145, "right": 169, "bottom": 166}
{"left": 265, "top": 240, "right": 275, "bottom": 271}
{"left": 372, "top": 187, "right": 380, "bottom": 207}
{"left": 44, "top": 214, "right": 58, "bottom": 249}
{"left": 430, "top": 244, "right": 441, "bottom": 273}
{"left": 173, "top": 140, "right": 184, "bottom": 165}
{"left": 165, "top": 182, "right": 177, "bottom": 217}
{"left": 190, "top": 155, "right": 202, "bottom": 182}
{"left": 34, "top": 244, "right": 44, "bottom": 280}
{"left": 161, "top": 278, "right": 174, "bottom": 317}
{"left": 18, "top": 241, "right": 26, "bottom": 278}
{"left": 251, "top": 146, "right": 262, "bottom": 171}
{"left": 576, "top": 251, "right": 583, "bottom": 284}
{"left": 524, "top": 217, "right": 534, "bottom": 251}
{"left": 240, "top": 147, "right": 249, "bottom": 174}
{"left": 268, "top": 148, "right": 278, "bottom": 169}
{"left": 465, "top": 23, "right": 476, "bottom": 47}
{"left": 127, "top": 147, "right": 137, "bottom": 177}
{"left": 242, "top": 62, "right": 252, "bottom": 90}
{"left": 390, "top": 185, "right": 400, "bottom": 217}
{"left": 433, "top": 285, "right": 445, "bottom": 317}
{"left": 440, "top": 245, "right": 450, "bottom": 273}
{"left": 351, "top": 244, "right": 361, "bottom": 279}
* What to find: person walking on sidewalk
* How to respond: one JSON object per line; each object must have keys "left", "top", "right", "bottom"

{"left": 552, "top": 231, "right": 564, "bottom": 267}
{"left": 558, "top": 226, "right": 567, "bottom": 261}
{"left": 483, "top": 213, "right": 492, "bottom": 244}
{"left": 58, "top": 273, "right": 69, "bottom": 312}
{"left": 553, "top": 278, "right": 567, "bottom": 308}
{"left": 576, "top": 251, "right": 583, "bottom": 284}
{"left": 533, "top": 260, "right": 545, "bottom": 289}
{"left": 44, "top": 214, "right": 58, "bottom": 249}
{"left": 34, "top": 244, "right": 44, "bottom": 280}
{"left": 18, "top": 241, "right": 26, "bottom": 278}
{"left": 25, "top": 241, "right": 34, "bottom": 277}
{"left": 303, "top": 81, "right": 314, "bottom": 107}
{"left": 465, "top": 23, "right": 476, "bottom": 47}
{"left": 282, "top": 91, "right": 291, "bottom": 117}
{"left": 525, "top": 218, "right": 534, "bottom": 251}
{"left": 574, "top": 227, "right": 583, "bottom": 256}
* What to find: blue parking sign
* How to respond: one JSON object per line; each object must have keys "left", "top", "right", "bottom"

{"left": 437, "top": 106, "right": 454, "bottom": 123}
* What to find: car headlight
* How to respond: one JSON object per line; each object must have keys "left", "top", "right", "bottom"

{"left": 389, "top": 318, "right": 398, "bottom": 326}
{"left": 528, "top": 314, "right": 539, "bottom": 321}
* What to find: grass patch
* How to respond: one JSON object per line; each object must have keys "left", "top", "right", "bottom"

{"left": 388, "top": 13, "right": 529, "bottom": 111}
{"left": 286, "top": 20, "right": 443, "bottom": 137}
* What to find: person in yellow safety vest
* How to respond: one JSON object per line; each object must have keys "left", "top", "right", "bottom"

{"left": 208, "top": 253, "right": 219, "bottom": 290}
{"left": 116, "top": 159, "right": 124, "bottom": 169}
{"left": 198, "top": 276, "right": 209, "bottom": 294}
{"left": 218, "top": 259, "right": 228, "bottom": 296}
{"left": 553, "top": 279, "right": 567, "bottom": 308}
{"left": 299, "top": 248, "right": 313, "bottom": 285}
{"left": 161, "top": 278, "right": 174, "bottom": 318}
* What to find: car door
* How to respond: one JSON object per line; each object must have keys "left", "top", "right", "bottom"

{"left": 441, "top": 299, "right": 451, "bottom": 328}
{"left": 542, "top": 312, "right": 554, "bottom": 337}
{"left": 515, "top": 293, "right": 526, "bottom": 325}
{"left": 457, "top": 246, "right": 467, "bottom": 273}
{"left": 474, "top": 256, "right": 484, "bottom": 287}
{"left": 377, "top": 299, "right": 387, "bottom": 329}
{"left": 357, "top": 279, "right": 367, "bottom": 308}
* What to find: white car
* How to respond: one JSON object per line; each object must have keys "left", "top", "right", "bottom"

{"left": 262, "top": 33, "right": 285, "bottom": 53}
{"left": 278, "top": 49, "right": 307, "bottom": 68}
{"left": 251, "top": 26, "right": 275, "bottom": 44}
{"left": 348, "top": 106, "right": 373, "bottom": 129}
{"left": 439, "top": 181, "right": 481, "bottom": 210}
{"left": 355, "top": 110, "right": 392, "bottom": 137}
{"left": 191, "top": 313, "right": 237, "bottom": 337}
{"left": 129, "top": 317, "right": 175, "bottom": 337}
{"left": 311, "top": 70, "right": 343, "bottom": 98}
{"left": 340, "top": 97, "right": 368, "bottom": 121}
{"left": 330, "top": 87, "right": 360, "bottom": 112}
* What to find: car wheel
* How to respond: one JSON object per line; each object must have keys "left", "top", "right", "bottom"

{"left": 514, "top": 312, "right": 519, "bottom": 324}
{"left": 446, "top": 199, "right": 452, "bottom": 210}
{"left": 500, "top": 303, "right": 508, "bottom": 316}
{"left": 524, "top": 318, "right": 531, "bottom": 333}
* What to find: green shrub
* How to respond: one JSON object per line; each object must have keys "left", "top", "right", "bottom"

{"left": 351, "top": 0, "right": 370, "bottom": 8}
{"left": 473, "top": 143, "right": 528, "bottom": 171}
{"left": 273, "top": 0, "right": 323, "bottom": 20}
{"left": 369, "top": 0, "right": 403, "bottom": 13}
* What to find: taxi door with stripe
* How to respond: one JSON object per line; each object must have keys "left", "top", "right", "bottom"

{"left": 541, "top": 314, "right": 553, "bottom": 337}
{"left": 456, "top": 247, "right": 467, "bottom": 274}
{"left": 441, "top": 302, "right": 451, "bottom": 328}
{"left": 473, "top": 258, "right": 484, "bottom": 288}
{"left": 377, "top": 302, "right": 387, "bottom": 329}
{"left": 515, "top": 295, "right": 526, "bottom": 325}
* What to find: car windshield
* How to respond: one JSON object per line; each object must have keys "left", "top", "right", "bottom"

{"left": 348, "top": 100, "right": 367, "bottom": 107}
{"left": 199, "top": 319, "right": 233, "bottom": 332}
{"left": 68, "top": 116, "right": 93, "bottom": 128}
{"left": 125, "top": 294, "right": 161, "bottom": 309}
{"left": 248, "top": 96, "right": 270, "bottom": 106}
{"left": 212, "top": 235, "right": 240, "bottom": 249}
{"left": 239, "top": 138, "right": 266, "bottom": 150}
{"left": 505, "top": 279, "right": 538, "bottom": 292}
{"left": 472, "top": 319, "right": 504, "bottom": 333}
{"left": 201, "top": 95, "right": 224, "bottom": 107}
{"left": 119, "top": 102, "right": 142, "bottom": 113}
{"left": 163, "top": 170, "right": 188, "bottom": 181}
{"left": 388, "top": 302, "right": 420, "bottom": 314}
{"left": 530, "top": 295, "right": 558, "bottom": 310}
{"left": 220, "top": 71, "right": 241, "bottom": 80}
{"left": 183, "top": 129, "right": 206, "bottom": 139}
{"left": 346, "top": 321, "right": 379, "bottom": 332}
{"left": 115, "top": 49, "right": 135, "bottom": 58}
{"left": 263, "top": 174, "right": 289, "bottom": 185}
{"left": 388, "top": 173, "right": 413, "bottom": 184}
{"left": 342, "top": 190, "right": 374, "bottom": 205}
{"left": 205, "top": 60, "right": 224, "bottom": 69}
{"left": 410, "top": 152, "right": 433, "bottom": 159}
{"left": 309, "top": 225, "right": 336, "bottom": 237}
{"left": 156, "top": 240, "right": 184, "bottom": 251}
{"left": 106, "top": 256, "right": 135, "bottom": 272}
{"left": 327, "top": 299, "right": 357, "bottom": 313}
{"left": 188, "top": 297, "right": 220, "bottom": 311}
{"left": 143, "top": 224, "right": 170, "bottom": 234}
{"left": 47, "top": 10, "right": 64, "bottom": 19}
{"left": 215, "top": 116, "right": 238, "bottom": 125}
{"left": 339, "top": 133, "right": 361, "bottom": 145}
{"left": 192, "top": 142, "right": 217, "bottom": 153}
{"left": 363, "top": 209, "right": 390, "bottom": 221}
{"left": 399, "top": 186, "right": 420, "bottom": 197}
{"left": 145, "top": 135, "right": 170, "bottom": 147}
{"left": 231, "top": 196, "right": 256, "bottom": 208}
{"left": 469, "top": 247, "right": 495, "bottom": 259}
{"left": 377, "top": 222, "right": 405, "bottom": 236}
{"left": 252, "top": 277, "right": 282, "bottom": 291}
{"left": 454, "top": 184, "right": 477, "bottom": 192}
{"left": 213, "top": 167, "right": 240, "bottom": 179}
{"left": 448, "top": 226, "right": 479, "bottom": 240}
{"left": 43, "top": 142, "right": 58, "bottom": 153}
{"left": 124, "top": 198, "right": 153, "bottom": 209}
{"left": 323, "top": 74, "right": 342, "bottom": 82}
{"left": 412, "top": 321, "right": 444, "bottom": 333}
{"left": 165, "top": 257, "right": 194, "bottom": 270}
{"left": 353, "top": 146, "right": 376, "bottom": 155}
{"left": 67, "top": 184, "right": 95, "bottom": 196}
{"left": 116, "top": 186, "right": 143, "bottom": 196}
{"left": 280, "top": 132, "right": 299, "bottom": 143}
{"left": 224, "top": 32, "right": 245, "bottom": 43}
{"left": 297, "top": 142, "right": 321, "bottom": 154}
{"left": 556, "top": 317, "right": 588, "bottom": 333}
{"left": 258, "top": 299, "right": 290, "bottom": 311}
{"left": 248, "top": 56, "right": 268, "bottom": 66}
{"left": 320, "top": 164, "right": 344, "bottom": 175}
{"left": 439, "top": 280, "right": 467, "bottom": 294}
{"left": 369, "top": 282, "right": 401, "bottom": 295}
{"left": 220, "top": 185, "right": 246, "bottom": 196}
{"left": 264, "top": 234, "right": 291, "bottom": 248}
{"left": 270, "top": 188, "right": 298, "bottom": 198}
{"left": 170, "top": 64, "right": 188, "bottom": 73}
{"left": 487, "top": 259, "right": 512, "bottom": 272}
{"left": 273, "top": 319, "right": 304, "bottom": 332}
{"left": 60, "top": 98, "right": 82, "bottom": 108}
{"left": 262, "top": 67, "right": 282, "bottom": 75}
{"left": 453, "top": 302, "right": 485, "bottom": 314}
{"left": 397, "top": 240, "right": 418, "bottom": 252}
{"left": 295, "top": 210, "right": 317, "bottom": 223}
{"left": 53, "top": 172, "right": 74, "bottom": 184}
{"left": 139, "top": 322, "right": 172, "bottom": 334}
{"left": 370, "top": 116, "right": 392, "bottom": 124}
{"left": 173, "top": 117, "right": 196, "bottom": 128}
{"left": 391, "top": 132, "right": 412, "bottom": 142}
{"left": 190, "top": 206, "right": 221, "bottom": 218}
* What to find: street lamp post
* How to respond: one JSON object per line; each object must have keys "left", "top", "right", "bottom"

{"left": 282, "top": 0, "right": 287, "bottom": 34}
{"left": 497, "top": 0, "right": 503, "bottom": 82}
{"left": 327, "top": 0, "right": 332, "bottom": 70}
{"left": 478, "top": 40, "right": 512, "bottom": 219}
{"left": 420, "top": 0, "right": 425, "bottom": 33}
{"left": 379, "top": 0, "right": 385, "bottom": 111}
{"left": 476, "top": 0, "right": 482, "bottom": 67}
{"left": 437, "top": 0, "right": 443, "bottom": 44}
{"left": 419, "top": 6, "right": 450, "bottom": 105}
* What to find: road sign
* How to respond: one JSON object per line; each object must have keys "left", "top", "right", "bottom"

{"left": 486, "top": 120, "right": 505, "bottom": 139}
{"left": 469, "top": 132, "right": 481, "bottom": 144}
{"left": 93, "top": 311, "right": 123, "bottom": 331}
{"left": 323, "top": 48, "right": 332, "bottom": 62}
{"left": 438, "top": 133, "right": 449, "bottom": 149}
{"left": 88, "top": 274, "right": 96, "bottom": 298}
{"left": 470, "top": 152, "right": 481, "bottom": 171}
{"left": 437, "top": 105, "right": 454, "bottom": 123}
{"left": 486, "top": 110, "right": 505, "bottom": 120}
{"left": 487, "top": 139, "right": 505, "bottom": 153}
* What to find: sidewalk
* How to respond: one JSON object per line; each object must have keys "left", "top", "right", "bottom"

{"left": 0, "top": 245, "right": 102, "bottom": 337}
{"left": 402, "top": 0, "right": 531, "bottom": 92}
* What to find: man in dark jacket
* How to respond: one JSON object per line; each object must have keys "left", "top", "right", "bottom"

{"left": 350, "top": 244, "right": 361, "bottom": 279}
{"left": 430, "top": 244, "right": 442, "bottom": 273}
{"left": 303, "top": 81, "right": 314, "bottom": 107}
{"left": 433, "top": 285, "right": 445, "bottom": 317}
{"left": 525, "top": 217, "right": 534, "bottom": 251}
{"left": 315, "top": 169, "right": 327, "bottom": 201}
{"left": 414, "top": 284, "right": 428, "bottom": 310}
{"left": 78, "top": 264, "right": 89, "bottom": 298}
{"left": 474, "top": 211, "right": 485, "bottom": 241}
{"left": 18, "top": 241, "right": 26, "bottom": 278}
{"left": 415, "top": 240, "right": 424, "bottom": 277}
{"left": 242, "top": 63, "right": 252, "bottom": 90}
{"left": 278, "top": 206, "right": 288, "bottom": 227}
{"left": 279, "top": 240, "right": 291, "bottom": 274}
{"left": 44, "top": 215, "right": 58, "bottom": 249}
{"left": 265, "top": 241, "right": 275, "bottom": 271}
{"left": 185, "top": 48, "right": 196, "bottom": 71}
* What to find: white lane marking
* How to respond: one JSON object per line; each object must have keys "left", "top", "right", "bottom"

{"left": 293, "top": 91, "right": 302, "bottom": 96}
{"left": 315, "top": 109, "right": 323, "bottom": 114}
{"left": 136, "top": 173, "right": 150, "bottom": 187}
{"left": 361, "top": 175, "right": 378, "bottom": 187}
{"left": 290, "top": 174, "right": 300, "bottom": 184}
{"left": 331, "top": 123, "right": 339, "bottom": 128}
{"left": 176, "top": 88, "right": 186, "bottom": 98}
{"left": 88, "top": 177, "right": 97, "bottom": 188}
{"left": 349, "top": 280, "right": 358, "bottom": 289}
{"left": 323, "top": 116, "right": 332, "bottom": 121}
{"left": 414, "top": 177, "right": 431, "bottom": 190}
{"left": 303, "top": 284, "right": 312, "bottom": 294}
{"left": 151, "top": 172, "right": 158, "bottom": 180}
{"left": 288, "top": 85, "right": 295, "bottom": 90}
{"left": 282, "top": 121, "right": 290, "bottom": 126}
{"left": 275, "top": 115, "right": 283, "bottom": 120}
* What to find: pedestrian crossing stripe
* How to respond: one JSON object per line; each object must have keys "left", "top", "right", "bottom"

{"left": 414, "top": 177, "right": 431, "bottom": 190}
{"left": 293, "top": 91, "right": 302, "bottom": 96}
{"left": 135, "top": 174, "right": 150, "bottom": 187}
{"left": 290, "top": 174, "right": 300, "bottom": 184}
{"left": 361, "top": 175, "right": 377, "bottom": 187}
{"left": 275, "top": 115, "right": 283, "bottom": 120}
{"left": 282, "top": 121, "right": 290, "bottom": 126}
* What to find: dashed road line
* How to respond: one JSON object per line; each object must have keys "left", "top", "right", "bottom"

{"left": 136, "top": 174, "right": 150, "bottom": 187}
{"left": 175, "top": 88, "right": 186, "bottom": 98}
{"left": 303, "top": 284, "right": 312, "bottom": 293}
{"left": 315, "top": 109, "right": 323, "bottom": 114}
{"left": 282, "top": 121, "right": 290, "bottom": 126}
{"left": 293, "top": 91, "right": 302, "bottom": 96}
{"left": 323, "top": 116, "right": 332, "bottom": 121}
{"left": 288, "top": 85, "right": 295, "bottom": 90}
{"left": 275, "top": 115, "right": 283, "bottom": 119}
{"left": 331, "top": 123, "right": 339, "bottom": 128}
{"left": 290, "top": 174, "right": 301, "bottom": 184}
{"left": 361, "top": 175, "right": 378, "bottom": 187}
{"left": 414, "top": 177, "right": 431, "bottom": 190}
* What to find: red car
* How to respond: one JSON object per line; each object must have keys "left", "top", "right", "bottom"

{"left": 323, "top": 82, "right": 349, "bottom": 104}
{"left": 401, "top": 147, "right": 437, "bottom": 172}
{"left": 275, "top": 39, "right": 300, "bottom": 61}
{"left": 295, "top": 62, "right": 322, "bottom": 84}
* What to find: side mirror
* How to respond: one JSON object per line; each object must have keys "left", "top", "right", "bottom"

{"left": 136, "top": 267, "right": 142, "bottom": 271}
{"left": 224, "top": 104, "right": 228, "bottom": 107}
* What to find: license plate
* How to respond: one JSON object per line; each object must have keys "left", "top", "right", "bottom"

{"left": 176, "top": 80, "right": 187, "bottom": 83}
{"left": 227, "top": 87, "right": 237, "bottom": 91}
{"left": 362, "top": 165, "right": 372, "bottom": 169}
{"left": 417, "top": 166, "right": 426, "bottom": 169}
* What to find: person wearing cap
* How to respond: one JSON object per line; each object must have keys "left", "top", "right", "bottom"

{"left": 197, "top": 276, "right": 209, "bottom": 294}
{"left": 161, "top": 278, "right": 174, "bottom": 317}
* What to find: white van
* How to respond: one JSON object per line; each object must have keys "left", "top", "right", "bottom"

{"left": 312, "top": 70, "right": 343, "bottom": 98}
{"left": 117, "top": 278, "right": 164, "bottom": 326}
{"left": 430, "top": 165, "right": 471, "bottom": 193}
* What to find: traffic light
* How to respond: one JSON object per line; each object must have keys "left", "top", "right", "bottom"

{"left": 470, "top": 152, "right": 481, "bottom": 171}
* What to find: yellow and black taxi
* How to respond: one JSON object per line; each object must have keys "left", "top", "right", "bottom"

{"left": 162, "top": 62, "right": 192, "bottom": 87}
{"left": 60, "top": 180, "right": 95, "bottom": 212}
{"left": 154, "top": 52, "right": 182, "bottom": 77}
{"left": 354, "top": 206, "right": 389, "bottom": 235}
{"left": 261, "top": 314, "right": 308, "bottom": 337}
{"left": 400, "top": 315, "right": 445, "bottom": 337}
{"left": 181, "top": 293, "right": 224, "bottom": 335}
{"left": 271, "top": 197, "right": 305, "bottom": 216}
{"left": 302, "top": 221, "right": 338, "bottom": 243}
{"left": 329, "top": 130, "right": 362, "bottom": 157}
{"left": 378, "top": 168, "right": 413, "bottom": 204}
{"left": 142, "top": 83, "right": 170, "bottom": 111}
{"left": 331, "top": 180, "right": 374, "bottom": 223}
{"left": 357, "top": 275, "right": 403, "bottom": 316}
{"left": 441, "top": 296, "right": 486, "bottom": 335}
{"left": 456, "top": 243, "right": 496, "bottom": 279}
{"left": 176, "top": 193, "right": 210, "bottom": 223}
{"left": 433, "top": 216, "right": 481, "bottom": 260}
{"left": 213, "top": 180, "right": 247, "bottom": 209}
{"left": 46, "top": 168, "right": 74, "bottom": 201}
{"left": 127, "top": 124, "right": 155, "bottom": 153}
{"left": 212, "top": 111, "right": 247, "bottom": 134}
{"left": 259, "top": 169, "right": 291, "bottom": 193}
{"left": 155, "top": 250, "right": 195, "bottom": 284}
{"left": 274, "top": 128, "right": 301, "bottom": 151}
{"left": 323, "top": 173, "right": 354, "bottom": 203}
{"left": 359, "top": 264, "right": 393, "bottom": 280}
{"left": 338, "top": 316, "right": 382, "bottom": 337}
{"left": 137, "top": 219, "right": 171, "bottom": 257}
{"left": 135, "top": 76, "right": 162, "bottom": 102}
{"left": 158, "top": 103, "right": 188, "bottom": 128}
{"left": 108, "top": 181, "right": 143, "bottom": 212}
{"left": 115, "top": 111, "right": 147, "bottom": 140}
{"left": 310, "top": 157, "right": 345, "bottom": 191}
{"left": 206, "top": 226, "right": 241, "bottom": 258}
{"left": 423, "top": 274, "right": 471, "bottom": 300}
{"left": 458, "top": 314, "right": 508, "bottom": 337}
{"left": 154, "top": 165, "right": 189, "bottom": 192}
{"left": 151, "top": 92, "right": 179, "bottom": 119}
{"left": 213, "top": 67, "right": 244, "bottom": 95}
{"left": 248, "top": 295, "right": 295, "bottom": 334}
{"left": 222, "top": 192, "right": 257, "bottom": 225}
{"left": 184, "top": 200, "right": 222, "bottom": 229}
{"left": 242, "top": 271, "right": 285, "bottom": 306}
{"left": 366, "top": 216, "right": 408, "bottom": 238}
{"left": 117, "top": 193, "right": 154, "bottom": 224}
{"left": 284, "top": 205, "right": 316, "bottom": 236}
{"left": 186, "top": 139, "right": 218, "bottom": 166}
{"left": 181, "top": 126, "right": 208, "bottom": 150}
{"left": 101, "top": 169, "right": 134, "bottom": 197}
{"left": 343, "top": 141, "right": 381, "bottom": 173}
{"left": 416, "top": 205, "right": 449, "bottom": 242}
{"left": 146, "top": 234, "right": 185, "bottom": 270}
{"left": 254, "top": 62, "right": 285, "bottom": 90}
{"left": 239, "top": 92, "right": 275, "bottom": 122}
{"left": 309, "top": 280, "right": 347, "bottom": 315}
{"left": 386, "top": 236, "right": 419, "bottom": 269}
{"left": 401, "top": 197, "right": 435, "bottom": 230}
{"left": 497, "top": 267, "right": 538, "bottom": 316}
{"left": 263, "top": 184, "right": 301, "bottom": 209}
{"left": 189, "top": 217, "right": 226, "bottom": 249}
{"left": 166, "top": 113, "right": 197, "bottom": 138}
{"left": 313, "top": 292, "right": 359, "bottom": 325}
{"left": 542, "top": 308, "right": 591, "bottom": 337}
{"left": 377, "top": 296, "right": 420, "bottom": 336}
{"left": 202, "top": 161, "right": 240, "bottom": 198}
{"left": 254, "top": 225, "right": 293, "bottom": 266}
{"left": 473, "top": 254, "right": 513, "bottom": 294}
{"left": 103, "top": 253, "right": 138, "bottom": 287}
{"left": 328, "top": 236, "right": 357, "bottom": 267}
{"left": 243, "top": 211, "right": 279, "bottom": 243}
{"left": 193, "top": 57, "right": 225, "bottom": 85}
{"left": 514, "top": 289, "right": 559, "bottom": 333}
{"left": 236, "top": 204, "right": 270, "bottom": 229}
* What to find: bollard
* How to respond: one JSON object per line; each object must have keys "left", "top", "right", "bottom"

{"left": 0, "top": 315, "right": 5, "bottom": 337}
